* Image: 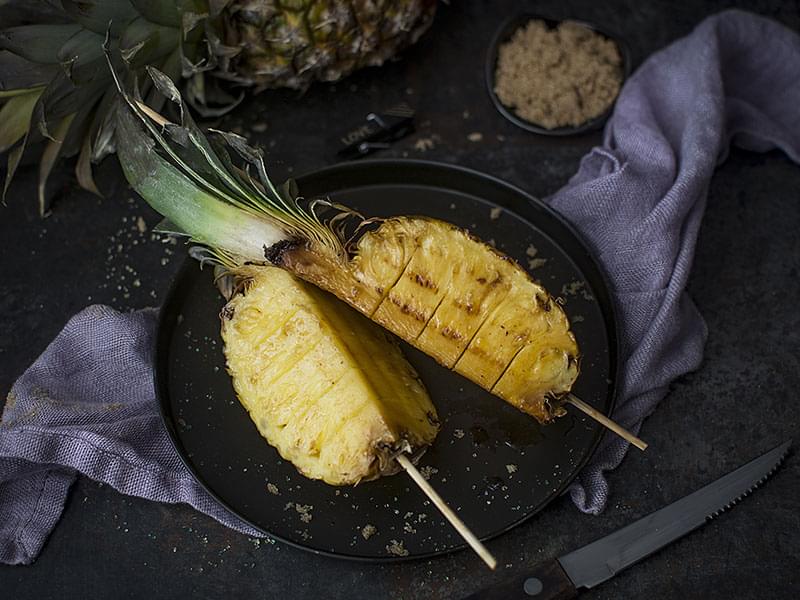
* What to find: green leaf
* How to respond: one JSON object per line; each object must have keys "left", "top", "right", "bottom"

{"left": 38, "top": 112, "right": 76, "bottom": 216}
{"left": 0, "top": 24, "right": 82, "bottom": 64}
{"left": 129, "top": 0, "right": 181, "bottom": 28}
{"left": 61, "top": 0, "right": 138, "bottom": 36}
{"left": 120, "top": 17, "right": 181, "bottom": 68}
{"left": 0, "top": 51, "right": 59, "bottom": 91}
{"left": 89, "top": 88, "right": 120, "bottom": 162}
{"left": 116, "top": 103, "right": 285, "bottom": 261}
{"left": 0, "top": 1, "right": 71, "bottom": 28}
{"left": 75, "top": 132, "right": 102, "bottom": 197}
{"left": 0, "top": 88, "right": 41, "bottom": 152}
{"left": 2, "top": 140, "right": 25, "bottom": 202}
{"left": 29, "top": 68, "right": 108, "bottom": 141}
{"left": 57, "top": 29, "right": 105, "bottom": 81}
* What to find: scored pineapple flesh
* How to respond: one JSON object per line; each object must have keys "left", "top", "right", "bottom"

{"left": 276, "top": 217, "right": 579, "bottom": 424}
{"left": 221, "top": 266, "right": 438, "bottom": 485}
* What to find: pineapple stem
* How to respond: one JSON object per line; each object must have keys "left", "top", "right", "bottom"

{"left": 104, "top": 42, "right": 347, "bottom": 267}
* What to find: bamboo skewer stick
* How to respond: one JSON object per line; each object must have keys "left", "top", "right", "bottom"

{"left": 397, "top": 453, "right": 497, "bottom": 570}
{"left": 566, "top": 393, "right": 648, "bottom": 451}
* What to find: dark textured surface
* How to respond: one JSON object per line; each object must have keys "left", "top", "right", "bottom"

{"left": 1, "top": 1, "right": 799, "bottom": 598}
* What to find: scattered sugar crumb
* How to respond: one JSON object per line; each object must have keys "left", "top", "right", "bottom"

{"left": 266, "top": 483, "right": 279, "bottom": 495}
{"left": 251, "top": 122, "right": 268, "bottom": 133}
{"left": 136, "top": 217, "right": 147, "bottom": 233}
{"left": 506, "top": 464, "right": 518, "bottom": 474}
{"left": 489, "top": 207, "right": 502, "bottom": 220}
{"left": 528, "top": 258, "right": 547, "bottom": 270}
{"left": 561, "top": 280, "right": 593, "bottom": 300}
{"left": 414, "top": 136, "right": 437, "bottom": 152}
{"left": 295, "top": 504, "right": 313, "bottom": 523}
{"left": 419, "top": 466, "right": 439, "bottom": 480}
{"left": 454, "top": 429, "right": 465, "bottom": 439}
{"left": 361, "top": 524, "right": 377, "bottom": 540}
{"left": 403, "top": 522, "right": 417, "bottom": 534}
{"left": 526, "top": 244, "right": 539, "bottom": 257}
{"left": 386, "top": 539, "right": 409, "bottom": 557}
{"left": 467, "top": 132, "right": 483, "bottom": 142}
{"left": 573, "top": 315, "right": 585, "bottom": 323}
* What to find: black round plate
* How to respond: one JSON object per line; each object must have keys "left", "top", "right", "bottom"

{"left": 156, "top": 159, "right": 619, "bottom": 561}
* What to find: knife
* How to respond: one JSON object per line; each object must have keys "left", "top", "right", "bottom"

{"left": 466, "top": 440, "right": 791, "bottom": 599}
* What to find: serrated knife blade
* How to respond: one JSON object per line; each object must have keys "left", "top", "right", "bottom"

{"left": 466, "top": 440, "right": 791, "bottom": 600}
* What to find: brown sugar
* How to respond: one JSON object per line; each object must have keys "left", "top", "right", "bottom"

{"left": 493, "top": 20, "right": 623, "bottom": 129}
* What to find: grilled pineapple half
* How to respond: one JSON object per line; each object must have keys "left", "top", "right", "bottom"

{"left": 220, "top": 266, "right": 439, "bottom": 485}
{"left": 272, "top": 218, "right": 579, "bottom": 424}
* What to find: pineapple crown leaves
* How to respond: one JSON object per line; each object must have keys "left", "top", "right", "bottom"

{"left": 106, "top": 47, "right": 347, "bottom": 264}
{"left": 0, "top": 0, "right": 237, "bottom": 215}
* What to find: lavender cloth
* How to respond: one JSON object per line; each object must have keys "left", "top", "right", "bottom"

{"left": 552, "top": 9, "right": 800, "bottom": 513}
{"left": 0, "top": 307, "right": 260, "bottom": 565}
{"left": 2, "top": 9, "right": 800, "bottom": 565}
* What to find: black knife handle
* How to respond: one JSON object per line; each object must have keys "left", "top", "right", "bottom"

{"left": 464, "top": 559, "right": 578, "bottom": 600}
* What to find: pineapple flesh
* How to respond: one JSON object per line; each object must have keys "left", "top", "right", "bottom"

{"left": 271, "top": 217, "right": 580, "bottom": 424}
{"left": 220, "top": 266, "right": 439, "bottom": 485}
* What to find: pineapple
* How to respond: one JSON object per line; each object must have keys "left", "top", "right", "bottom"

{"left": 113, "top": 70, "right": 580, "bottom": 426}
{"left": 273, "top": 218, "right": 579, "bottom": 424}
{"left": 0, "top": 0, "right": 436, "bottom": 213}
{"left": 221, "top": 266, "right": 438, "bottom": 485}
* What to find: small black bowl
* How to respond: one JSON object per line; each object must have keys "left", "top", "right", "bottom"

{"left": 485, "top": 13, "right": 631, "bottom": 136}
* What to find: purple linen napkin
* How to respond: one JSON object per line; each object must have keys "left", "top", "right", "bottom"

{"left": 0, "top": 306, "right": 259, "bottom": 565}
{"left": 550, "top": 9, "right": 800, "bottom": 513}
{"left": 2, "top": 8, "right": 800, "bottom": 565}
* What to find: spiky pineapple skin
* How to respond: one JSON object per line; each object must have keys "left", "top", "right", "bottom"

{"left": 273, "top": 217, "right": 580, "bottom": 424}
{"left": 220, "top": 265, "right": 438, "bottom": 485}
{"left": 219, "top": 0, "right": 437, "bottom": 89}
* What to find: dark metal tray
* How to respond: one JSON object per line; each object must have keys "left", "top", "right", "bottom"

{"left": 155, "top": 159, "right": 619, "bottom": 561}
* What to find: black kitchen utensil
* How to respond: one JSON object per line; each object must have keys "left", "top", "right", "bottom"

{"left": 155, "top": 159, "right": 620, "bottom": 561}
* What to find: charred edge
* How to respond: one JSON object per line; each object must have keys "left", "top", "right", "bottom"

{"left": 535, "top": 293, "right": 552, "bottom": 312}
{"left": 388, "top": 294, "right": 428, "bottom": 322}
{"left": 220, "top": 305, "right": 235, "bottom": 320}
{"left": 411, "top": 272, "right": 437, "bottom": 290}
{"left": 544, "top": 393, "right": 568, "bottom": 421}
{"left": 263, "top": 239, "right": 301, "bottom": 265}
{"left": 440, "top": 326, "right": 464, "bottom": 340}
{"left": 453, "top": 298, "right": 476, "bottom": 314}
{"left": 414, "top": 293, "right": 447, "bottom": 341}
{"left": 426, "top": 411, "right": 440, "bottom": 428}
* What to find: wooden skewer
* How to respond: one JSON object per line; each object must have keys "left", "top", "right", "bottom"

{"left": 566, "top": 394, "right": 648, "bottom": 451}
{"left": 397, "top": 453, "right": 497, "bottom": 570}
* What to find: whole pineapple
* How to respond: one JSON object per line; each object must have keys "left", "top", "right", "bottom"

{"left": 0, "top": 0, "right": 436, "bottom": 213}
{"left": 219, "top": 0, "right": 436, "bottom": 90}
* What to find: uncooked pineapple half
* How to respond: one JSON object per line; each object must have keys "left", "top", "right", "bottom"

{"left": 222, "top": 266, "right": 438, "bottom": 485}
{"left": 0, "top": 0, "right": 435, "bottom": 213}
{"left": 115, "top": 67, "right": 579, "bottom": 425}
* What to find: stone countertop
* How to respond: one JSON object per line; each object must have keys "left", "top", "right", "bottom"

{"left": 1, "top": 1, "right": 799, "bottom": 598}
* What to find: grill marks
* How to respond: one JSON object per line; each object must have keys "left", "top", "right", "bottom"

{"left": 368, "top": 243, "right": 418, "bottom": 318}
{"left": 283, "top": 216, "right": 580, "bottom": 424}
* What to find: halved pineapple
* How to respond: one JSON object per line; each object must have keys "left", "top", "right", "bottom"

{"left": 273, "top": 217, "right": 579, "bottom": 424}
{"left": 221, "top": 266, "right": 439, "bottom": 485}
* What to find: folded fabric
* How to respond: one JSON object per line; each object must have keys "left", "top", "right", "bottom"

{"left": 550, "top": 9, "right": 800, "bottom": 512}
{"left": 0, "top": 306, "right": 259, "bottom": 565}
{"left": 2, "top": 8, "right": 800, "bottom": 565}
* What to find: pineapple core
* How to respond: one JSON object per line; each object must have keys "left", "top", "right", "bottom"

{"left": 221, "top": 267, "right": 439, "bottom": 485}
